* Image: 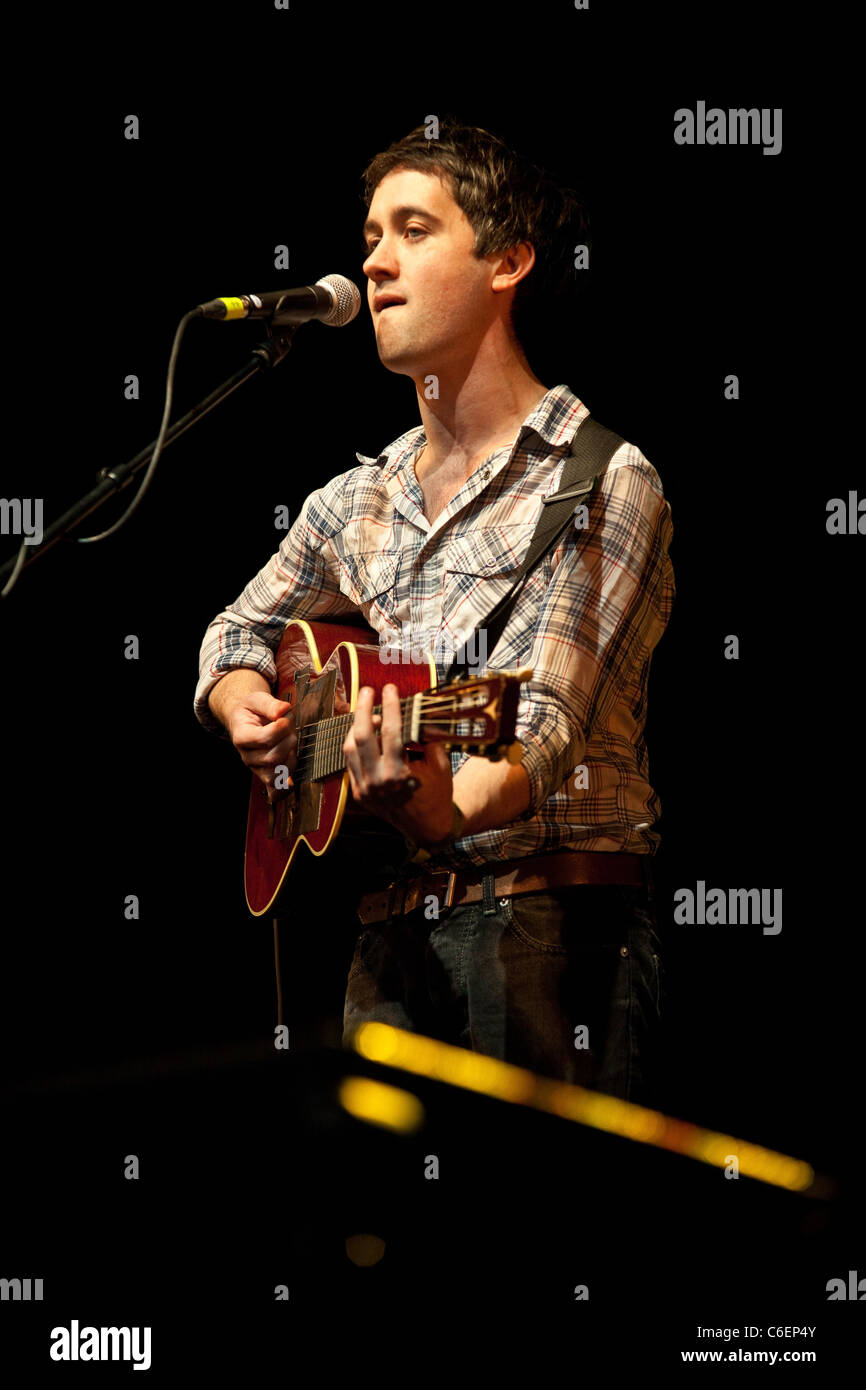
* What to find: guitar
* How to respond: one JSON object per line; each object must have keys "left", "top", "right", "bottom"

{"left": 244, "top": 618, "right": 532, "bottom": 915}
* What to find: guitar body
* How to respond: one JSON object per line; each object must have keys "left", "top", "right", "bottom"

{"left": 244, "top": 618, "right": 436, "bottom": 917}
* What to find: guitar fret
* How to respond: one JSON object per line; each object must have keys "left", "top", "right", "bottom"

{"left": 305, "top": 697, "right": 425, "bottom": 782}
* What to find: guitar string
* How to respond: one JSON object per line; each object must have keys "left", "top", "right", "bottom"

{"left": 268, "top": 678, "right": 490, "bottom": 783}
{"left": 297, "top": 737, "right": 483, "bottom": 783}
{"left": 296, "top": 717, "right": 477, "bottom": 772}
{"left": 292, "top": 696, "right": 478, "bottom": 756}
{"left": 288, "top": 695, "right": 485, "bottom": 782}
{"left": 292, "top": 700, "right": 478, "bottom": 739}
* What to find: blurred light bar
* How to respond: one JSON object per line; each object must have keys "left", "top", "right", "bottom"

{"left": 338, "top": 1075, "right": 425, "bottom": 1134}
{"left": 349, "top": 1023, "right": 821, "bottom": 1195}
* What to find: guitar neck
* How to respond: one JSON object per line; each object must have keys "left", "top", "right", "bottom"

{"left": 294, "top": 694, "right": 439, "bottom": 783}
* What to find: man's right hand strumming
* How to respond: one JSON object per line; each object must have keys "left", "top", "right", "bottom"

{"left": 208, "top": 670, "right": 296, "bottom": 804}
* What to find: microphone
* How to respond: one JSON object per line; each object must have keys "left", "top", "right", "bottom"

{"left": 197, "top": 274, "right": 361, "bottom": 328}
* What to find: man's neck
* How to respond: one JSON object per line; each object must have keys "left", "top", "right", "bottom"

{"left": 413, "top": 356, "right": 550, "bottom": 472}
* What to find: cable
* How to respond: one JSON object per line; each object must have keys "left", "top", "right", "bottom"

{"left": 0, "top": 537, "right": 27, "bottom": 598}
{"left": 273, "top": 917, "right": 284, "bottom": 1028}
{"left": 76, "top": 308, "right": 200, "bottom": 544}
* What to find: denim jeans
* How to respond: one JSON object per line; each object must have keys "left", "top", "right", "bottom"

{"left": 343, "top": 883, "right": 664, "bottom": 1102}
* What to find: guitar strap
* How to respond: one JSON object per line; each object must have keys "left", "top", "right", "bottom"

{"left": 444, "top": 415, "right": 625, "bottom": 682}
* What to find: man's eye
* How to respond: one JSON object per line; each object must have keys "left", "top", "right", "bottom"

{"left": 363, "top": 227, "right": 426, "bottom": 257}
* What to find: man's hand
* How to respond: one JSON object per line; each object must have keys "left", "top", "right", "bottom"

{"left": 342, "top": 684, "right": 454, "bottom": 845}
{"left": 228, "top": 691, "right": 298, "bottom": 805}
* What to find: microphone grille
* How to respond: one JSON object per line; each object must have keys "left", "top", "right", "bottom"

{"left": 316, "top": 275, "right": 362, "bottom": 327}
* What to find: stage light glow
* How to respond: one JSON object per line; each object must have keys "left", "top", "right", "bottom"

{"left": 345, "top": 1234, "right": 386, "bottom": 1267}
{"left": 349, "top": 1023, "right": 817, "bottom": 1194}
{"left": 338, "top": 1074, "right": 425, "bottom": 1134}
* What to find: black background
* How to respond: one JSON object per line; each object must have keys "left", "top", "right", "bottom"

{"left": 2, "top": 1, "right": 860, "bottom": 1369}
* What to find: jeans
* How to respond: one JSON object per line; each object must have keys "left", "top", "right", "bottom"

{"left": 343, "top": 883, "right": 664, "bottom": 1102}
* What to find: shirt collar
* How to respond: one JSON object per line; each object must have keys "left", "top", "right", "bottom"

{"left": 354, "top": 383, "right": 588, "bottom": 477}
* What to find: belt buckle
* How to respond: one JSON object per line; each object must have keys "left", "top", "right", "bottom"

{"left": 383, "top": 878, "right": 408, "bottom": 921}
{"left": 426, "top": 868, "right": 457, "bottom": 910}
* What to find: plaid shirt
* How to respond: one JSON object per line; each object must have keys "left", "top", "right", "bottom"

{"left": 195, "top": 383, "right": 674, "bottom": 863}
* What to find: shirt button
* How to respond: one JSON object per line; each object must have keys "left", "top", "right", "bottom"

{"left": 482, "top": 468, "right": 491, "bottom": 480}
{"left": 619, "top": 945, "right": 629, "bottom": 957}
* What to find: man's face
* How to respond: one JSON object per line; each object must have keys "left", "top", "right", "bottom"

{"left": 362, "top": 167, "right": 503, "bottom": 376}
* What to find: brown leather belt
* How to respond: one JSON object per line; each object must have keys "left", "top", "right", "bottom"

{"left": 356, "top": 851, "right": 650, "bottom": 924}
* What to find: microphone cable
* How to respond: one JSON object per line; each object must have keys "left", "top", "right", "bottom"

{"left": 77, "top": 308, "right": 199, "bottom": 544}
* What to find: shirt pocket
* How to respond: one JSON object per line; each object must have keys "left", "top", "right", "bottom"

{"left": 443, "top": 523, "right": 543, "bottom": 629}
{"left": 337, "top": 549, "right": 400, "bottom": 628}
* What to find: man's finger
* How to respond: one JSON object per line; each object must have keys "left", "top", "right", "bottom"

{"left": 350, "top": 687, "right": 382, "bottom": 776}
{"left": 235, "top": 714, "right": 290, "bottom": 746}
{"left": 379, "top": 683, "right": 406, "bottom": 774}
{"left": 244, "top": 691, "right": 291, "bottom": 719}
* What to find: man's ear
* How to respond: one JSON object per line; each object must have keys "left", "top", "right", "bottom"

{"left": 490, "top": 240, "right": 536, "bottom": 294}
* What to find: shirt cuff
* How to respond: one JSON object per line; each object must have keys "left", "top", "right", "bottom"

{"left": 194, "top": 655, "right": 277, "bottom": 736}
{"left": 515, "top": 720, "right": 586, "bottom": 818}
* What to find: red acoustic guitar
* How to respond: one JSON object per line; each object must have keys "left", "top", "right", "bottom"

{"left": 244, "top": 618, "right": 531, "bottom": 916}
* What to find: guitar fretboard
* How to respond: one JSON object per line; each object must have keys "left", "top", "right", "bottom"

{"left": 295, "top": 698, "right": 421, "bottom": 782}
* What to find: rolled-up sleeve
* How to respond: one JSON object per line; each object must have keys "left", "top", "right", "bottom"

{"left": 194, "top": 471, "right": 357, "bottom": 733}
{"left": 514, "top": 456, "right": 674, "bottom": 816}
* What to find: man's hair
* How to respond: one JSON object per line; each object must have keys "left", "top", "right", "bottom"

{"left": 361, "top": 117, "right": 591, "bottom": 367}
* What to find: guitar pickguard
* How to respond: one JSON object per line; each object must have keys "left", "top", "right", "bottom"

{"left": 291, "top": 664, "right": 339, "bottom": 835}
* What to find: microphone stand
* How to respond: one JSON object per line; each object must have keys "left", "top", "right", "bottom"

{"left": 0, "top": 323, "right": 299, "bottom": 590}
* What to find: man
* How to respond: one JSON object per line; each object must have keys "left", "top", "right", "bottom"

{"left": 195, "top": 120, "right": 674, "bottom": 1101}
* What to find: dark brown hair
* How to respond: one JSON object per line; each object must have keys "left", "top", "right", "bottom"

{"left": 361, "top": 116, "right": 591, "bottom": 366}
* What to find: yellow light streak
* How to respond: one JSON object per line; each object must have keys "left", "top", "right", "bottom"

{"left": 338, "top": 1074, "right": 425, "bottom": 1134}
{"left": 349, "top": 1023, "right": 817, "bottom": 1193}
